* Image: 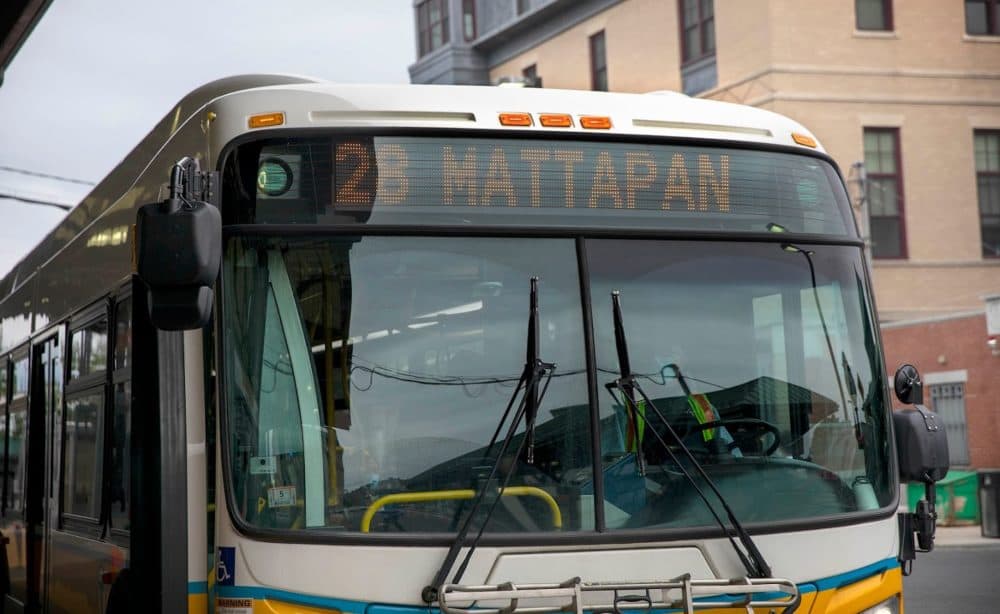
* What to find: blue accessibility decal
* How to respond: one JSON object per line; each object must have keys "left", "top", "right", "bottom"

{"left": 217, "top": 547, "right": 235, "bottom": 586}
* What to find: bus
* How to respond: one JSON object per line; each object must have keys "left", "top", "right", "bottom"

{"left": 0, "top": 74, "right": 947, "bottom": 614}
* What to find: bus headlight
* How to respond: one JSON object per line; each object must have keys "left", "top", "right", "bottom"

{"left": 859, "top": 595, "right": 899, "bottom": 614}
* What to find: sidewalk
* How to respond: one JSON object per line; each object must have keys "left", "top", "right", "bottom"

{"left": 934, "top": 524, "right": 1000, "bottom": 548}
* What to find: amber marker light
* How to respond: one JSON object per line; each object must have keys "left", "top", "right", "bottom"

{"left": 248, "top": 112, "right": 285, "bottom": 129}
{"left": 539, "top": 113, "right": 573, "bottom": 128}
{"left": 580, "top": 115, "right": 613, "bottom": 129}
{"left": 791, "top": 132, "right": 817, "bottom": 148}
{"left": 499, "top": 112, "right": 533, "bottom": 127}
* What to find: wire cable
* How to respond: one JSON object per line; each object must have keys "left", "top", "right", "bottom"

{"left": 0, "top": 192, "right": 72, "bottom": 211}
{"left": 0, "top": 165, "right": 95, "bottom": 185}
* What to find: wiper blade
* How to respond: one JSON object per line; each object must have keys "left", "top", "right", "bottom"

{"left": 605, "top": 291, "right": 772, "bottom": 579}
{"left": 424, "top": 277, "right": 555, "bottom": 604}
{"left": 525, "top": 277, "right": 541, "bottom": 464}
{"left": 603, "top": 291, "right": 647, "bottom": 476}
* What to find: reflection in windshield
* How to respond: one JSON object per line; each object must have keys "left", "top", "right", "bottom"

{"left": 223, "top": 236, "right": 591, "bottom": 533}
{"left": 588, "top": 240, "right": 892, "bottom": 529}
{"left": 222, "top": 236, "right": 892, "bottom": 535}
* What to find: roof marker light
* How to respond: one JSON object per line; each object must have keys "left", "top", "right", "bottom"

{"left": 499, "top": 112, "right": 533, "bottom": 127}
{"left": 580, "top": 115, "right": 613, "bottom": 129}
{"left": 539, "top": 113, "right": 573, "bottom": 128}
{"left": 248, "top": 112, "right": 285, "bottom": 129}
{"left": 792, "top": 132, "right": 817, "bottom": 148}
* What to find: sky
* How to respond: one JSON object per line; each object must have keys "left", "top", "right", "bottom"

{"left": 0, "top": 0, "right": 414, "bottom": 278}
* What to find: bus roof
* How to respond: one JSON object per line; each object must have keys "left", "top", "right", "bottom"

{"left": 214, "top": 79, "right": 824, "bottom": 153}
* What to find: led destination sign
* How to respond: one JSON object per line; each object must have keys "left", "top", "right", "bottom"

{"left": 250, "top": 136, "right": 852, "bottom": 234}
{"left": 331, "top": 140, "right": 732, "bottom": 212}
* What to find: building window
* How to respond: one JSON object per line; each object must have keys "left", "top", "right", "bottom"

{"left": 522, "top": 64, "right": 542, "bottom": 88}
{"left": 976, "top": 130, "right": 1000, "bottom": 257}
{"left": 417, "top": 0, "right": 450, "bottom": 57}
{"left": 517, "top": 0, "right": 530, "bottom": 15}
{"left": 679, "top": 0, "right": 715, "bottom": 64}
{"left": 590, "top": 31, "right": 607, "bottom": 91}
{"left": 856, "top": 0, "right": 893, "bottom": 31}
{"left": 462, "top": 0, "right": 476, "bottom": 41}
{"left": 966, "top": 0, "right": 999, "bottom": 35}
{"left": 864, "top": 128, "right": 906, "bottom": 258}
{"left": 929, "top": 383, "right": 970, "bottom": 466}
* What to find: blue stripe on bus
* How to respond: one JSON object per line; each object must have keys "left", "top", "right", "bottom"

{"left": 188, "top": 581, "right": 208, "bottom": 594}
{"left": 208, "top": 557, "right": 900, "bottom": 610}
{"left": 810, "top": 557, "right": 899, "bottom": 592}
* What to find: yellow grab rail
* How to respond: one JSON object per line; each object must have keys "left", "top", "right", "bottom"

{"left": 360, "top": 486, "right": 562, "bottom": 532}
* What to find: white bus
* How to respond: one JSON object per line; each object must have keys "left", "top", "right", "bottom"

{"left": 0, "top": 75, "right": 947, "bottom": 614}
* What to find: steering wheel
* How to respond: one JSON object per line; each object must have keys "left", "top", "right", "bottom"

{"left": 685, "top": 418, "right": 781, "bottom": 456}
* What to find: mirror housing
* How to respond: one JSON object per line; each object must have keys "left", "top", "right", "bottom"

{"left": 136, "top": 158, "right": 221, "bottom": 330}
{"left": 892, "top": 406, "right": 950, "bottom": 484}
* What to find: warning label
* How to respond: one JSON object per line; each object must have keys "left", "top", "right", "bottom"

{"left": 217, "top": 597, "right": 253, "bottom": 614}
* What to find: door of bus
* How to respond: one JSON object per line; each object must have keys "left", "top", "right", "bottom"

{"left": 4, "top": 334, "right": 61, "bottom": 613}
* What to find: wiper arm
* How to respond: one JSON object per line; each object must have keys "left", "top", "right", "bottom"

{"left": 605, "top": 291, "right": 773, "bottom": 579}
{"left": 424, "top": 277, "right": 555, "bottom": 604}
{"left": 603, "top": 291, "right": 647, "bottom": 476}
{"left": 525, "top": 277, "right": 541, "bottom": 464}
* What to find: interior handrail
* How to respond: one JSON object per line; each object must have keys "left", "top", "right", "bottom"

{"left": 360, "top": 486, "right": 562, "bottom": 533}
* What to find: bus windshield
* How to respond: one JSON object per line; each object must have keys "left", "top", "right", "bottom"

{"left": 221, "top": 233, "right": 894, "bottom": 535}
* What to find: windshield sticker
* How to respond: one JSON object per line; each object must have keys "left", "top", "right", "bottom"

{"left": 249, "top": 455, "right": 276, "bottom": 475}
{"left": 268, "top": 485, "right": 297, "bottom": 508}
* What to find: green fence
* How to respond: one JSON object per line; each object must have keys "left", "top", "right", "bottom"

{"left": 908, "top": 470, "right": 980, "bottom": 526}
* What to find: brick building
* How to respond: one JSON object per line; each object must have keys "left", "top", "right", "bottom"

{"left": 409, "top": 0, "right": 1000, "bottom": 468}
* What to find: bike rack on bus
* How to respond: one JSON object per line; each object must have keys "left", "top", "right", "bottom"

{"left": 438, "top": 574, "right": 800, "bottom": 614}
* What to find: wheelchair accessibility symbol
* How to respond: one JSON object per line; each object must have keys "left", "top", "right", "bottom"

{"left": 217, "top": 547, "right": 235, "bottom": 586}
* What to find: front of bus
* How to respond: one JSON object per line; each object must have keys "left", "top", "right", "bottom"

{"left": 209, "top": 85, "right": 901, "bottom": 614}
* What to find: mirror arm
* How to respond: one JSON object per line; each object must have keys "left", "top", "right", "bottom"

{"left": 897, "top": 472, "right": 940, "bottom": 576}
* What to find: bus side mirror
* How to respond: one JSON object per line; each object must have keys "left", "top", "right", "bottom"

{"left": 892, "top": 364, "right": 948, "bottom": 483}
{"left": 136, "top": 195, "right": 221, "bottom": 331}
{"left": 892, "top": 406, "right": 949, "bottom": 484}
{"left": 892, "top": 363, "right": 949, "bottom": 571}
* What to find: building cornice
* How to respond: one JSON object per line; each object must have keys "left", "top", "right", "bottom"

{"left": 742, "top": 92, "right": 1000, "bottom": 108}
{"left": 705, "top": 64, "right": 1000, "bottom": 106}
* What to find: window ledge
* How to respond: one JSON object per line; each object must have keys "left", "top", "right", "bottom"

{"left": 963, "top": 34, "right": 1000, "bottom": 43}
{"left": 871, "top": 259, "right": 1000, "bottom": 268}
{"left": 853, "top": 30, "right": 897, "bottom": 39}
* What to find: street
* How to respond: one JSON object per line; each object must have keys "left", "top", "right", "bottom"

{"left": 903, "top": 543, "right": 1000, "bottom": 612}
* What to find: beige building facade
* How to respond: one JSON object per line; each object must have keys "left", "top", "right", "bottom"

{"left": 411, "top": 0, "right": 1000, "bottom": 323}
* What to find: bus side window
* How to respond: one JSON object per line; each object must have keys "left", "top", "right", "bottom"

{"left": 63, "top": 390, "right": 104, "bottom": 520}
{"left": 8, "top": 355, "right": 28, "bottom": 513}
{"left": 64, "top": 313, "right": 109, "bottom": 527}
{"left": 0, "top": 357, "right": 7, "bottom": 513}
{"left": 109, "top": 296, "right": 131, "bottom": 533}
{"left": 70, "top": 319, "right": 109, "bottom": 381}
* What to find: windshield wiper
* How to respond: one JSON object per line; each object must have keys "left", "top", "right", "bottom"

{"left": 424, "top": 277, "right": 555, "bottom": 604}
{"left": 605, "top": 291, "right": 773, "bottom": 579}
